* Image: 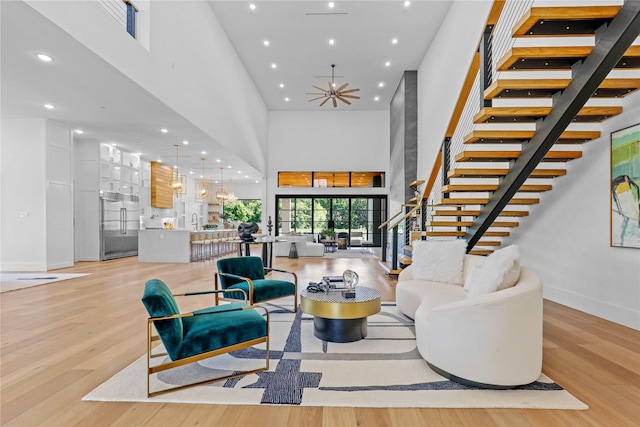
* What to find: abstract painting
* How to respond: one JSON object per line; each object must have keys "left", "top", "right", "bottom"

{"left": 611, "top": 123, "right": 640, "bottom": 248}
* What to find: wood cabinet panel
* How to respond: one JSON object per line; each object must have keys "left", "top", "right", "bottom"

{"left": 151, "top": 161, "right": 173, "bottom": 208}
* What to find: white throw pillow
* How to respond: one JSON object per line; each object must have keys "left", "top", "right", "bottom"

{"left": 466, "top": 245, "right": 521, "bottom": 298}
{"left": 411, "top": 239, "right": 467, "bottom": 285}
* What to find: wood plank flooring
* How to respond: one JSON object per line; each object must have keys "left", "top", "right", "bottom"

{"left": 1, "top": 254, "right": 639, "bottom": 426}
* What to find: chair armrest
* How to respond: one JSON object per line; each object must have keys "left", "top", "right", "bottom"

{"left": 264, "top": 268, "right": 298, "bottom": 285}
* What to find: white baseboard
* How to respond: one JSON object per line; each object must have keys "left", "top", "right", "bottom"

{"left": 544, "top": 285, "right": 640, "bottom": 331}
{"left": 0, "top": 262, "right": 48, "bottom": 272}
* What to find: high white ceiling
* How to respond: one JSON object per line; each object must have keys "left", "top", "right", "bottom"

{"left": 1, "top": 1, "right": 453, "bottom": 180}
{"left": 208, "top": 1, "right": 453, "bottom": 111}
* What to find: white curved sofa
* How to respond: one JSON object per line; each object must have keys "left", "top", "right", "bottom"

{"left": 397, "top": 254, "right": 543, "bottom": 388}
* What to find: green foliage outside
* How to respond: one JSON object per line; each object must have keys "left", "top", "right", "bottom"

{"left": 223, "top": 199, "right": 262, "bottom": 223}
{"left": 278, "top": 197, "right": 370, "bottom": 234}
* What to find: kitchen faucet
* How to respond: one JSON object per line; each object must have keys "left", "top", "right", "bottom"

{"left": 191, "top": 213, "right": 198, "bottom": 231}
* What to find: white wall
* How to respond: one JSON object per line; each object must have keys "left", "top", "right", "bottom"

{"left": 25, "top": 1, "right": 269, "bottom": 174}
{"left": 504, "top": 91, "right": 640, "bottom": 330}
{"left": 1, "top": 118, "right": 73, "bottom": 271}
{"left": 1, "top": 119, "right": 48, "bottom": 271}
{"left": 267, "top": 110, "right": 390, "bottom": 223}
{"left": 46, "top": 120, "right": 74, "bottom": 269}
{"left": 416, "top": 0, "right": 493, "bottom": 180}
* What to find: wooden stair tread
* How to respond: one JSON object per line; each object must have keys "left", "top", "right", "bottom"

{"left": 398, "top": 254, "right": 412, "bottom": 266}
{"left": 485, "top": 78, "right": 640, "bottom": 99}
{"left": 379, "top": 261, "right": 402, "bottom": 276}
{"left": 424, "top": 230, "right": 510, "bottom": 237}
{"left": 476, "top": 241, "right": 502, "bottom": 246}
{"left": 463, "top": 129, "right": 600, "bottom": 145}
{"left": 455, "top": 150, "right": 582, "bottom": 162}
{"left": 428, "top": 220, "right": 519, "bottom": 227}
{"left": 473, "top": 106, "right": 622, "bottom": 123}
{"left": 436, "top": 197, "right": 539, "bottom": 205}
{"left": 448, "top": 168, "right": 567, "bottom": 178}
{"left": 432, "top": 209, "right": 529, "bottom": 217}
{"left": 409, "top": 180, "right": 425, "bottom": 187}
{"left": 496, "top": 45, "right": 640, "bottom": 71}
{"left": 512, "top": 6, "right": 621, "bottom": 37}
{"left": 442, "top": 183, "right": 552, "bottom": 192}
{"left": 469, "top": 249, "right": 494, "bottom": 256}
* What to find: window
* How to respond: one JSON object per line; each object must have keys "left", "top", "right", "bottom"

{"left": 276, "top": 195, "right": 387, "bottom": 246}
{"left": 223, "top": 199, "right": 262, "bottom": 224}
{"left": 278, "top": 171, "right": 385, "bottom": 188}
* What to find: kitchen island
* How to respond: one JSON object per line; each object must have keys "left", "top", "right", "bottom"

{"left": 138, "top": 229, "right": 235, "bottom": 263}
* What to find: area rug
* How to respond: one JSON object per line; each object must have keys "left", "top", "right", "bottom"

{"left": 322, "top": 248, "right": 378, "bottom": 259}
{"left": 83, "top": 302, "right": 587, "bottom": 409}
{"left": 0, "top": 273, "right": 89, "bottom": 293}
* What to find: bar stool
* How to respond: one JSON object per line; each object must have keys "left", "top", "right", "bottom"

{"left": 190, "top": 233, "right": 206, "bottom": 261}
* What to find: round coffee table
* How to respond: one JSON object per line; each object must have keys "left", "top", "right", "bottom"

{"left": 300, "top": 286, "right": 381, "bottom": 352}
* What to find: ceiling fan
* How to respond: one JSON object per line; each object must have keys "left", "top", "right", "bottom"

{"left": 307, "top": 64, "right": 360, "bottom": 108}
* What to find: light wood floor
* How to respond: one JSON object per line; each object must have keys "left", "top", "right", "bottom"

{"left": 1, "top": 253, "right": 639, "bottom": 426}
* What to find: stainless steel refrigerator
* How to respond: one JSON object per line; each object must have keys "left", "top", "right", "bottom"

{"left": 100, "top": 192, "right": 140, "bottom": 260}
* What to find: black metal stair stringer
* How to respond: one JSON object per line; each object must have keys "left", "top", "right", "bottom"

{"left": 465, "top": 1, "right": 640, "bottom": 251}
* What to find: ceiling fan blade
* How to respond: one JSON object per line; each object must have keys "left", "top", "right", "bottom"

{"left": 313, "top": 86, "right": 329, "bottom": 93}
{"left": 308, "top": 96, "right": 326, "bottom": 102}
{"left": 336, "top": 83, "right": 349, "bottom": 92}
{"left": 340, "top": 94, "right": 360, "bottom": 99}
{"left": 337, "top": 96, "right": 351, "bottom": 105}
{"left": 332, "top": 98, "right": 337, "bottom": 108}
{"left": 339, "top": 88, "right": 360, "bottom": 94}
{"left": 320, "top": 97, "right": 331, "bottom": 107}
{"left": 306, "top": 93, "right": 327, "bottom": 96}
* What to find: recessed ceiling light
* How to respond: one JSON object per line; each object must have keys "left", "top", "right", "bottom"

{"left": 285, "top": 97, "right": 290, "bottom": 102}
{"left": 227, "top": 165, "right": 232, "bottom": 168}
{"left": 404, "top": 1, "right": 411, "bottom": 7}
{"left": 37, "top": 53, "right": 53, "bottom": 62}
{"left": 255, "top": 180, "right": 259, "bottom": 183}
{"left": 263, "top": 40, "right": 270, "bottom": 47}
{"left": 279, "top": 83, "right": 285, "bottom": 88}
{"left": 161, "top": 128, "right": 168, "bottom": 133}
{"left": 158, "top": 159, "right": 162, "bottom": 163}
{"left": 245, "top": 175, "right": 249, "bottom": 178}
{"left": 378, "top": 82, "right": 385, "bottom": 88}
{"left": 329, "top": 39, "right": 335, "bottom": 45}
{"left": 189, "top": 170, "right": 194, "bottom": 174}
{"left": 328, "top": 2, "right": 335, "bottom": 8}
{"left": 392, "top": 38, "right": 398, "bottom": 44}
{"left": 216, "top": 158, "right": 221, "bottom": 162}
{"left": 44, "top": 104, "right": 55, "bottom": 109}
{"left": 237, "top": 171, "right": 242, "bottom": 174}
{"left": 374, "top": 96, "right": 380, "bottom": 101}
{"left": 249, "top": 3, "right": 256, "bottom": 10}
{"left": 74, "top": 129, "right": 84, "bottom": 134}
{"left": 182, "top": 140, "right": 189, "bottom": 145}
{"left": 385, "top": 61, "right": 391, "bottom": 67}
{"left": 202, "top": 151, "right": 207, "bottom": 155}
{"left": 271, "top": 63, "right": 277, "bottom": 69}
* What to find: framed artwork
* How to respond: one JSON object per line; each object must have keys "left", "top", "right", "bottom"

{"left": 611, "top": 123, "right": 640, "bottom": 248}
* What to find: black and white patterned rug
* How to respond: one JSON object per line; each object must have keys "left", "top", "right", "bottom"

{"left": 84, "top": 302, "right": 587, "bottom": 409}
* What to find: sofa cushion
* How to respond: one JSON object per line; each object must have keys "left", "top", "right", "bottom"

{"left": 396, "top": 279, "right": 467, "bottom": 319}
{"left": 411, "top": 239, "right": 467, "bottom": 285}
{"left": 465, "top": 245, "right": 521, "bottom": 298}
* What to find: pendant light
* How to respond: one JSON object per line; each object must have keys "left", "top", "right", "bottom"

{"left": 172, "top": 144, "right": 185, "bottom": 196}
{"left": 197, "top": 157, "right": 208, "bottom": 202}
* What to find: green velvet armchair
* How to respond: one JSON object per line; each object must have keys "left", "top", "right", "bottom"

{"left": 215, "top": 256, "right": 298, "bottom": 312}
{"left": 141, "top": 279, "right": 270, "bottom": 397}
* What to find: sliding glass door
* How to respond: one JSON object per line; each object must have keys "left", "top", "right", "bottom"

{"left": 276, "top": 195, "right": 387, "bottom": 246}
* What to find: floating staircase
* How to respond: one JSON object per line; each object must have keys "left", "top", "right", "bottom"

{"left": 379, "top": 3, "right": 640, "bottom": 273}
{"left": 392, "top": 3, "right": 640, "bottom": 265}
